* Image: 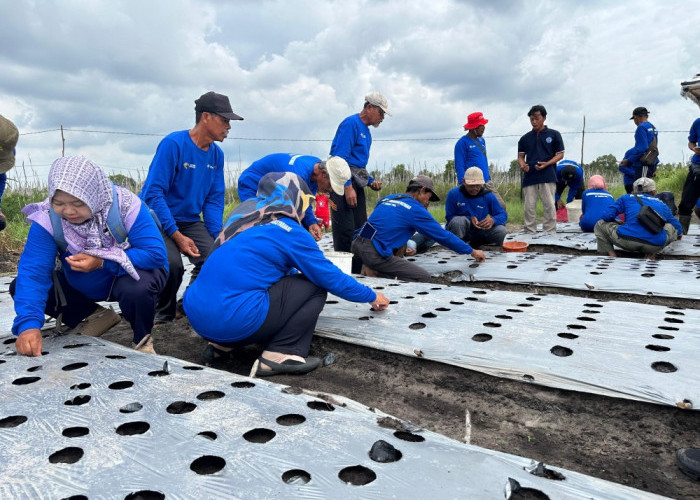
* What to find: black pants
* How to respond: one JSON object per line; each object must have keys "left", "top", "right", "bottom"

{"left": 330, "top": 181, "right": 366, "bottom": 274}
{"left": 212, "top": 274, "right": 327, "bottom": 357}
{"left": 158, "top": 221, "right": 214, "bottom": 321}
{"left": 555, "top": 182, "right": 583, "bottom": 201}
{"left": 10, "top": 267, "right": 167, "bottom": 343}
{"left": 678, "top": 163, "right": 700, "bottom": 216}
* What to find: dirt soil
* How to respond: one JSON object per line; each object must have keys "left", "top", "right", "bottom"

{"left": 3, "top": 237, "right": 699, "bottom": 499}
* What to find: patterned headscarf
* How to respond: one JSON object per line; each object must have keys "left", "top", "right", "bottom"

{"left": 23, "top": 156, "right": 142, "bottom": 279}
{"left": 211, "top": 172, "right": 315, "bottom": 252}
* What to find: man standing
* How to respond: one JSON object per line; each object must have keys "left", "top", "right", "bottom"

{"left": 676, "top": 117, "right": 700, "bottom": 236}
{"left": 140, "top": 91, "right": 243, "bottom": 324}
{"left": 555, "top": 159, "right": 584, "bottom": 210}
{"left": 517, "top": 105, "right": 565, "bottom": 233}
{"left": 237, "top": 153, "right": 350, "bottom": 240}
{"left": 330, "top": 92, "right": 389, "bottom": 273}
{"left": 446, "top": 167, "right": 507, "bottom": 248}
{"left": 619, "top": 107, "right": 659, "bottom": 193}
{"left": 351, "top": 175, "right": 486, "bottom": 282}
{"left": 0, "top": 114, "right": 19, "bottom": 232}
{"left": 454, "top": 111, "right": 505, "bottom": 208}
{"left": 594, "top": 177, "right": 682, "bottom": 258}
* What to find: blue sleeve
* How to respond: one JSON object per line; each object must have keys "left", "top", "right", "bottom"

{"left": 626, "top": 126, "right": 650, "bottom": 162}
{"left": 657, "top": 203, "right": 683, "bottom": 235}
{"left": 201, "top": 153, "right": 225, "bottom": 238}
{"left": 601, "top": 197, "right": 626, "bottom": 222}
{"left": 102, "top": 204, "right": 168, "bottom": 276}
{"left": 618, "top": 158, "right": 634, "bottom": 176}
{"left": 331, "top": 120, "right": 355, "bottom": 187}
{"left": 581, "top": 192, "right": 588, "bottom": 213}
{"left": 302, "top": 205, "right": 316, "bottom": 228}
{"left": 140, "top": 139, "right": 180, "bottom": 236}
{"left": 454, "top": 139, "right": 466, "bottom": 185}
{"left": 287, "top": 228, "right": 377, "bottom": 302}
{"left": 487, "top": 193, "right": 508, "bottom": 225}
{"left": 413, "top": 207, "right": 473, "bottom": 254}
{"left": 445, "top": 189, "right": 458, "bottom": 223}
{"left": 12, "top": 224, "right": 59, "bottom": 335}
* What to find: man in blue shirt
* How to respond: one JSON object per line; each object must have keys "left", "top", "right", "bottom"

{"left": 555, "top": 160, "right": 584, "bottom": 210}
{"left": 330, "top": 92, "right": 389, "bottom": 273}
{"left": 140, "top": 91, "right": 243, "bottom": 324}
{"left": 446, "top": 167, "right": 507, "bottom": 247}
{"left": 237, "top": 153, "right": 350, "bottom": 240}
{"left": 454, "top": 112, "right": 505, "bottom": 209}
{"left": 351, "top": 175, "right": 486, "bottom": 282}
{"left": 619, "top": 107, "right": 659, "bottom": 193}
{"left": 517, "top": 105, "right": 565, "bottom": 233}
{"left": 677, "top": 117, "right": 700, "bottom": 235}
{"left": 594, "top": 177, "right": 682, "bottom": 258}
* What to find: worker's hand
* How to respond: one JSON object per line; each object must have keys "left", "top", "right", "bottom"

{"left": 344, "top": 185, "right": 357, "bottom": 207}
{"left": 405, "top": 246, "right": 417, "bottom": 256}
{"left": 470, "top": 249, "right": 486, "bottom": 262}
{"left": 65, "top": 253, "right": 104, "bottom": 273}
{"left": 172, "top": 231, "right": 200, "bottom": 257}
{"left": 556, "top": 199, "right": 566, "bottom": 210}
{"left": 370, "top": 292, "right": 390, "bottom": 311}
{"left": 16, "top": 329, "right": 43, "bottom": 357}
{"left": 535, "top": 161, "right": 549, "bottom": 171}
{"left": 693, "top": 146, "right": 700, "bottom": 155}
{"left": 470, "top": 216, "right": 480, "bottom": 228}
{"left": 479, "top": 217, "right": 494, "bottom": 229}
{"left": 519, "top": 163, "right": 529, "bottom": 173}
{"left": 308, "top": 224, "right": 323, "bottom": 241}
{"left": 620, "top": 159, "right": 629, "bottom": 166}
{"left": 369, "top": 180, "right": 382, "bottom": 191}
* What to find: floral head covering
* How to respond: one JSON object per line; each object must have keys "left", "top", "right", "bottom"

{"left": 23, "top": 156, "right": 141, "bottom": 279}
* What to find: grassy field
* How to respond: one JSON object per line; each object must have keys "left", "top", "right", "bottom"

{"left": 0, "top": 164, "right": 690, "bottom": 255}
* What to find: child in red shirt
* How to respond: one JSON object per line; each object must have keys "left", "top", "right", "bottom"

{"left": 315, "top": 194, "right": 330, "bottom": 231}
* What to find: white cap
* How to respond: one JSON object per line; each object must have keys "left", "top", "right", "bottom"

{"left": 365, "top": 92, "right": 391, "bottom": 116}
{"left": 322, "top": 156, "right": 351, "bottom": 195}
{"left": 633, "top": 177, "right": 656, "bottom": 193}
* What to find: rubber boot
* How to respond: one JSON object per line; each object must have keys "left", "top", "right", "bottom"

{"left": 679, "top": 215, "right": 691, "bottom": 236}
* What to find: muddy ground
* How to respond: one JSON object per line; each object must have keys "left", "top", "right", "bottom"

{"left": 2, "top": 239, "right": 699, "bottom": 499}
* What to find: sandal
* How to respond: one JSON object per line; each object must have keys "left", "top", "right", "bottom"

{"left": 256, "top": 356, "right": 321, "bottom": 377}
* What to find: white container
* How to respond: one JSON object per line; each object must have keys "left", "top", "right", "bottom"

{"left": 324, "top": 251, "right": 353, "bottom": 275}
{"left": 567, "top": 199, "right": 582, "bottom": 222}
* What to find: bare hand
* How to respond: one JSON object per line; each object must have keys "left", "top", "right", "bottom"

{"left": 345, "top": 185, "right": 357, "bottom": 207}
{"left": 370, "top": 292, "right": 390, "bottom": 311}
{"left": 620, "top": 159, "right": 629, "bottom": 166}
{"left": 172, "top": 231, "right": 200, "bottom": 257}
{"left": 479, "top": 217, "right": 494, "bottom": 229}
{"left": 535, "top": 161, "right": 548, "bottom": 171}
{"left": 471, "top": 249, "right": 486, "bottom": 262}
{"left": 65, "top": 253, "right": 104, "bottom": 273}
{"left": 470, "top": 216, "right": 480, "bottom": 228}
{"left": 369, "top": 180, "right": 382, "bottom": 191}
{"left": 519, "top": 163, "right": 529, "bottom": 173}
{"left": 16, "top": 329, "right": 43, "bottom": 356}
{"left": 556, "top": 199, "right": 566, "bottom": 210}
{"left": 308, "top": 224, "right": 323, "bottom": 241}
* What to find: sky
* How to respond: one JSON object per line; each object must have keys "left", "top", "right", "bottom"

{"left": 1, "top": 0, "right": 699, "bottom": 185}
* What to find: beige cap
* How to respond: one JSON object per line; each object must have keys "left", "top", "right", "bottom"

{"left": 365, "top": 92, "right": 391, "bottom": 116}
{"left": 321, "top": 156, "right": 351, "bottom": 195}
{"left": 0, "top": 114, "right": 18, "bottom": 174}
{"left": 463, "top": 166, "right": 485, "bottom": 185}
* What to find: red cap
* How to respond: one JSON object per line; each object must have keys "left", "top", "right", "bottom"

{"left": 463, "top": 112, "right": 488, "bottom": 130}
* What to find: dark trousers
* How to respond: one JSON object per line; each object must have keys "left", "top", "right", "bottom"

{"left": 330, "top": 181, "right": 367, "bottom": 274}
{"left": 351, "top": 236, "right": 432, "bottom": 282}
{"left": 678, "top": 163, "right": 700, "bottom": 216}
{"left": 158, "top": 221, "right": 214, "bottom": 320}
{"left": 213, "top": 274, "right": 327, "bottom": 357}
{"left": 10, "top": 267, "right": 167, "bottom": 343}
{"left": 555, "top": 182, "right": 583, "bottom": 201}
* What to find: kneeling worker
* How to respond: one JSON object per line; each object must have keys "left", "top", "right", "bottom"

{"left": 351, "top": 175, "right": 486, "bottom": 282}
{"left": 445, "top": 167, "right": 507, "bottom": 247}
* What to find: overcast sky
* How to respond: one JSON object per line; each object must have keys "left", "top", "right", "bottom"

{"left": 1, "top": 0, "right": 698, "bottom": 185}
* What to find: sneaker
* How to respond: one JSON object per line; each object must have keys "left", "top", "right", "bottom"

{"left": 677, "top": 448, "right": 700, "bottom": 481}
{"left": 78, "top": 305, "right": 121, "bottom": 337}
{"left": 132, "top": 334, "right": 156, "bottom": 354}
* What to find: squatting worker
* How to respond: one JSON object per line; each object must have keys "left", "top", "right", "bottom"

{"left": 237, "top": 153, "right": 350, "bottom": 240}
{"left": 330, "top": 92, "right": 390, "bottom": 273}
{"left": 184, "top": 173, "right": 390, "bottom": 375}
{"left": 140, "top": 91, "right": 243, "bottom": 325}
{"left": 351, "top": 175, "right": 486, "bottom": 282}
{"left": 517, "top": 104, "right": 565, "bottom": 233}
{"left": 11, "top": 156, "right": 168, "bottom": 356}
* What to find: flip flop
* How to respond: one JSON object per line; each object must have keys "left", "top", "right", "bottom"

{"left": 256, "top": 356, "right": 321, "bottom": 377}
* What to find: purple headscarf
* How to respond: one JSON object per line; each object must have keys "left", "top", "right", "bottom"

{"left": 23, "top": 156, "right": 142, "bottom": 280}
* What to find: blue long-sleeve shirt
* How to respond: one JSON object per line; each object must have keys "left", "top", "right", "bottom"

{"left": 620, "top": 121, "right": 658, "bottom": 184}
{"left": 12, "top": 203, "right": 167, "bottom": 335}
{"left": 689, "top": 117, "right": 700, "bottom": 164}
{"left": 555, "top": 160, "right": 584, "bottom": 203}
{"left": 237, "top": 153, "right": 320, "bottom": 228}
{"left": 363, "top": 194, "right": 474, "bottom": 257}
{"left": 579, "top": 188, "right": 615, "bottom": 232}
{"left": 600, "top": 193, "right": 682, "bottom": 246}
{"left": 139, "top": 130, "right": 225, "bottom": 238}
{"left": 183, "top": 219, "right": 377, "bottom": 342}
{"left": 330, "top": 113, "right": 374, "bottom": 185}
{"left": 445, "top": 186, "right": 507, "bottom": 226}
{"left": 454, "top": 135, "right": 490, "bottom": 184}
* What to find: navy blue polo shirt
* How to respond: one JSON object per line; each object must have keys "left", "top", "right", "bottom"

{"left": 517, "top": 126, "right": 565, "bottom": 187}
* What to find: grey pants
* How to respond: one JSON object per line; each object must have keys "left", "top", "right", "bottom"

{"left": 446, "top": 216, "right": 507, "bottom": 247}
{"left": 351, "top": 236, "right": 432, "bottom": 282}
{"left": 594, "top": 220, "right": 677, "bottom": 255}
